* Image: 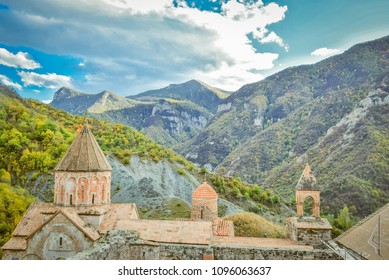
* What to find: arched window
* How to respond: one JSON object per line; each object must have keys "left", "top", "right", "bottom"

{"left": 70, "top": 194, "right": 73, "bottom": 206}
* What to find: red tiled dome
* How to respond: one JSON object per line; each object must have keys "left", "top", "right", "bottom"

{"left": 192, "top": 181, "right": 218, "bottom": 199}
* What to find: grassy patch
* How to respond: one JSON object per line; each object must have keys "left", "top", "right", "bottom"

{"left": 224, "top": 212, "right": 286, "bottom": 238}
{"left": 140, "top": 198, "right": 191, "bottom": 220}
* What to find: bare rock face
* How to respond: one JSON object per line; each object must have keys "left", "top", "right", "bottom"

{"left": 109, "top": 156, "right": 241, "bottom": 215}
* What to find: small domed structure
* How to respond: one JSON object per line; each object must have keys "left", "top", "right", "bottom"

{"left": 191, "top": 181, "right": 218, "bottom": 221}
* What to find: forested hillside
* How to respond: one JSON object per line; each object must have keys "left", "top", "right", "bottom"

{"left": 179, "top": 35, "right": 389, "bottom": 218}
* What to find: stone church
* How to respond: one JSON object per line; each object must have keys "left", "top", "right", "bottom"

{"left": 1, "top": 124, "right": 233, "bottom": 260}
{"left": 2, "top": 124, "right": 339, "bottom": 260}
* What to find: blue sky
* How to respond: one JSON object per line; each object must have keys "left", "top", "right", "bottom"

{"left": 0, "top": 0, "right": 388, "bottom": 102}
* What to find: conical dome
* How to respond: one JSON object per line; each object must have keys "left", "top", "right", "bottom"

{"left": 55, "top": 124, "right": 112, "bottom": 171}
{"left": 192, "top": 181, "right": 218, "bottom": 199}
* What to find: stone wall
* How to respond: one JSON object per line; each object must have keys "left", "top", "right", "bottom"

{"left": 295, "top": 228, "right": 332, "bottom": 246}
{"left": 287, "top": 217, "right": 332, "bottom": 246}
{"left": 55, "top": 171, "right": 111, "bottom": 206}
{"left": 72, "top": 230, "right": 340, "bottom": 260}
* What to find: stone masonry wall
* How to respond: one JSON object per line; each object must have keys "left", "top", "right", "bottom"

{"left": 72, "top": 230, "right": 340, "bottom": 260}
{"left": 296, "top": 228, "right": 332, "bottom": 246}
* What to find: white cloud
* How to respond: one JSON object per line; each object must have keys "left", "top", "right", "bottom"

{"left": 0, "top": 74, "right": 22, "bottom": 90}
{"left": 311, "top": 47, "right": 341, "bottom": 57}
{"left": 0, "top": 48, "right": 41, "bottom": 69}
{"left": 18, "top": 71, "right": 72, "bottom": 89}
{"left": 259, "top": 31, "right": 289, "bottom": 51}
{"left": 0, "top": 0, "right": 288, "bottom": 92}
{"left": 42, "top": 99, "right": 52, "bottom": 104}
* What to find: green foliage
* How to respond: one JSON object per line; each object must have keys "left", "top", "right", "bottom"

{"left": 209, "top": 174, "right": 280, "bottom": 209}
{"left": 0, "top": 182, "right": 34, "bottom": 256}
{"left": 330, "top": 205, "right": 355, "bottom": 237}
{"left": 177, "top": 169, "right": 185, "bottom": 175}
{"left": 0, "top": 169, "right": 11, "bottom": 183}
{"left": 116, "top": 183, "right": 121, "bottom": 191}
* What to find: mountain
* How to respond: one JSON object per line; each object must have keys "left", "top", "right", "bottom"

{"left": 178, "top": 35, "right": 389, "bottom": 217}
{"left": 50, "top": 87, "right": 141, "bottom": 115}
{"left": 50, "top": 80, "right": 223, "bottom": 146}
{"left": 132, "top": 79, "right": 230, "bottom": 113}
{"left": 93, "top": 98, "right": 212, "bottom": 146}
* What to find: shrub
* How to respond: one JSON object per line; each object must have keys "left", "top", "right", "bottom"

{"left": 177, "top": 169, "right": 185, "bottom": 175}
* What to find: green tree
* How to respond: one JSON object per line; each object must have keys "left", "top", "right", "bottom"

{"left": 335, "top": 205, "right": 352, "bottom": 231}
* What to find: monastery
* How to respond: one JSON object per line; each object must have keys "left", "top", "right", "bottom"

{"left": 3, "top": 124, "right": 373, "bottom": 260}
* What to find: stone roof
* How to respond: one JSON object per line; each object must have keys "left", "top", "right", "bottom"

{"left": 212, "top": 236, "right": 313, "bottom": 250}
{"left": 296, "top": 163, "right": 317, "bottom": 190}
{"left": 98, "top": 204, "right": 140, "bottom": 233}
{"left": 1, "top": 237, "right": 27, "bottom": 251}
{"left": 336, "top": 203, "right": 389, "bottom": 260}
{"left": 113, "top": 219, "right": 214, "bottom": 245}
{"left": 287, "top": 217, "right": 332, "bottom": 230}
{"left": 192, "top": 181, "right": 218, "bottom": 199}
{"left": 55, "top": 124, "right": 112, "bottom": 172}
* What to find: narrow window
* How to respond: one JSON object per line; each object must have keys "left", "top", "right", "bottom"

{"left": 81, "top": 185, "right": 84, "bottom": 201}
{"left": 92, "top": 194, "right": 95, "bottom": 204}
{"left": 59, "top": 237, "right": 63, "bottom": 247}
{"left": 200, "top": 209, "right": 204, "bottom": 220}
{"left": 70, "top": 194, "right": 73, "bottom": 206}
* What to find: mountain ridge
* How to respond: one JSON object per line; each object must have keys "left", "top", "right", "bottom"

{"left": 132, "top": 79, "right": 230, "bottom": 112}
{"left": 50, "top": 79, "right": 228, "bottom": 146}
{"left": 178, "top": 35, "right": 389, "bottom": 217}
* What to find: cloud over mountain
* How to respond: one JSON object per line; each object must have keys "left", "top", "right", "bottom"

{"left": 311, "top": 47, "right": 341, "bottom": 57}
{"left": 0, "top": 0, "right": 288, "bottom": 92}
{"left": 18, "top": 71, "right": 72, "bottom": 89}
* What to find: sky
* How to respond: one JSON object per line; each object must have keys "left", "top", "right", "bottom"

{"left": 0, "top": 0, "right": 388, "bottom": 102}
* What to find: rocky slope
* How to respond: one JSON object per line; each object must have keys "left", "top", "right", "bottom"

{"left": 95, "top": 98, "right": 212, "bottom": 146}
{"left": 109, "top": 155, "right": 240, "bottom": 215}
{"left": 178, "top": 35, "right": 389, "bottom": 217}
{"left": 51, "top": 80, "right": 220, "bottom": 146}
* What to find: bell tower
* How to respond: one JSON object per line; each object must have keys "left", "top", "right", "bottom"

{"left": 53, "top": 124, "right": 112, "bottom": 206}
{"left": 295, "top": 163, "right": 320, "bottom": 218}
{"left": 287, "top": 162, "right": 332, "bottom": 246}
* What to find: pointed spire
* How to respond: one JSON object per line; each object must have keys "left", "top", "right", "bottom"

{"left": 303, "top": 163, "right": 312, "bottom": 178}
{"left": 296, "top": 162, "right": 317, "bottom": 190}
{"left": 55, "top": 124, "right": 112, "bottom": 171}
